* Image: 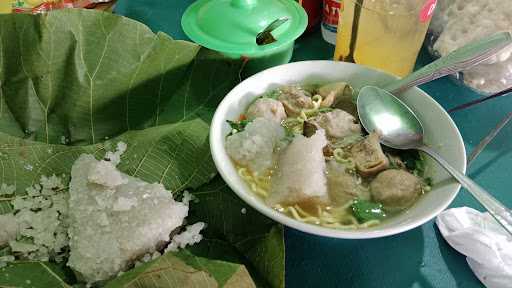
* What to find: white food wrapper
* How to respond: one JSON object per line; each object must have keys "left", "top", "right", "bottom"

{"left": 436, "top": 207, "right": 512, "bottom": 288}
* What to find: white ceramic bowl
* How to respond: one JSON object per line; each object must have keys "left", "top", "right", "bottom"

{"left": 210, "top": 61, "right": 466, "bottom": 239}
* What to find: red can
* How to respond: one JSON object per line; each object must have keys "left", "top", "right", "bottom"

{"left": 298, "top": 0, "right": 323, "bottom": 32}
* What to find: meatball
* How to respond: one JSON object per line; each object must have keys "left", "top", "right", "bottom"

{"left": 326, "top": 160, "right": 369, "bottom": 206}
{"left": 350, "top": 133, "right": 389, "bottom": 176}
{"left": 246, "top": 98, "right": 287, "bottom": 123}
{"left": 310, "top": 109, "right": 361, "bottom": 139}
{"left": 225, "top": 118, "right": 285, "bottom": 175}
{"left": 278, "top": 86, "right": 314, "bottom": 116}
{"left": 370, "top": 169, "right": 422, "bottom": 209}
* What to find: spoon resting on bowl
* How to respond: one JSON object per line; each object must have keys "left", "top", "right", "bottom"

{"left": 357, "top": 86, "right": 512, "bottom": 236}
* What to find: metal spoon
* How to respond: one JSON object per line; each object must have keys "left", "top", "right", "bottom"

{"left": 355, "top": 32, "right": 512, "bottom": 97}
{"left": 256, "top": 17, "right": 289, "bottom": 46}
{"left": 357, "top": 86, "right": 512, "bottom": 236}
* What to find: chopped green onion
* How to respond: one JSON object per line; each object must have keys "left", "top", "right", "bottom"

{"left": 351, "top": 199, "right": 387, "bottom": 223}
{"left": 262, "top": 89, "right": 281, "bottom": 99}
{"left": 317, "top": 107, "right": 334, "bottom": 113}
{"left": 400, "top": 150, "right": 426, "bottom": 176}
{"left": 227, "top": 119, "right": 252, "bottom": 134}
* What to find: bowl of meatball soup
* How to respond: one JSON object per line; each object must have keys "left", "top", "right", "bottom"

{"left": 210, "top": 61, "right": 466, "bottom": 239}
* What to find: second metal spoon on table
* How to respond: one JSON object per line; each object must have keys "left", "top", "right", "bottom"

{"left": 357, "top": 86, "right": 512, "bottom": 236}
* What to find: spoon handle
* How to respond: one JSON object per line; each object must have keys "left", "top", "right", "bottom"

{"left": 419, "top": 145, "right": 512, "bottom": 237}
{"left": 384, "top": 32, "right": 512, "bottom": 94}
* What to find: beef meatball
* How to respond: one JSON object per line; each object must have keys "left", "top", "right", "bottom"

{"left": 278, "top": 86, "right": 314, "bottom": 116}
{"left": 246, "top": 98, "right": 287, "bottom": 123}
{"left": 370, "top": 169, "right": 422, "bottom": 209}
{"left": 310, "top": 109, "right": 361, "bottom": 139}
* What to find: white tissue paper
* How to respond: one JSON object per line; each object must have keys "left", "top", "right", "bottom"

{"left": 436, "top": 207, "right": 512, "bottom": 288}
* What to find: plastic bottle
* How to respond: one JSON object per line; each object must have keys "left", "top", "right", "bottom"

{"left": 321, "top": 0, "right": 341, "bottom": 44}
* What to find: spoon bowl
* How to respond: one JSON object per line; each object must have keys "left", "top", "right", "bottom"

{"left": 357, "top": 86, "right": 424, "bottom": 149}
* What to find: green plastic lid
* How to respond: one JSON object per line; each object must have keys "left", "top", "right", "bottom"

{"left": 181, "top": 0, "right": 308, "bottom": 57}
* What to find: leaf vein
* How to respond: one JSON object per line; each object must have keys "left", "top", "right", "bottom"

{"left": 40, "top": 262, "right": 72, "bottom": 288}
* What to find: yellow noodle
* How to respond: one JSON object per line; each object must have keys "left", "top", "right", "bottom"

{"left": 300, "top": 95, "right": 323, "bottom": 119}
{"left": 236, "top": 165, "right": 381, "bottom": 230}
{"left": 333, "top": 148, "right": 356, "bottom": 169}
{"left": 282, "top": 117, "right": 305, "bottom": 134}
{"left": 238, "top": 167, "right": 251, "bottom": 179}
{"left": 333, "top": 148, "right": 346, "bottom": 160}
{"left": 286, "top": 206, "right": 321, "bottom": 224}
{"left": 359, "top": 220, "right": 381, "bottom": 228}
{"left": 299, "top": 111, "right": 308, "bottom": 121}
{"left": 293, "top": 205, "right": 314, "bottom": 217}
{"left": 311, "top": 94, "right": 322, "bottom": 110}
{"left": 238, "top": 167, "right": 269, "bottom": 198}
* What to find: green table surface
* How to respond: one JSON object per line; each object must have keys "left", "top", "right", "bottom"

{"left": 115, "top": 1, "right": 512, "bottom": 287}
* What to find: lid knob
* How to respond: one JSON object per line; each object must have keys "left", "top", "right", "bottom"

{"left": 231, "top": 0, "right": 258, "bottom": 9}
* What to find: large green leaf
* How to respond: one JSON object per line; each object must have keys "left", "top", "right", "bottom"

{"left": 0, "top": 9, "right": 242, "bottom": 144}
{"left": 0, "top": 9, "right": 284, "bottom": 288}
{"left": 0, "top": 261, "right": 75, "bottom": 288}
{"left": 104, "top": 246, "right": 256, "bottom": 288}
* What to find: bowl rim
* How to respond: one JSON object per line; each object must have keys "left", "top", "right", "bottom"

{"left": 210, "top": 60, "right": 467, "bottom": 239}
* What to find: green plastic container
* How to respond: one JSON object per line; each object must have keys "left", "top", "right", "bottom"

{"left": 181, "top": 0, "right": 308, "bottom": 76}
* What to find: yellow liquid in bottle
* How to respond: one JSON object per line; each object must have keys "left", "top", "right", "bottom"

{"left": 0, "top": 0, "right": 12, "bottom": 13}
{"left": 334, "top": 0, "right": 430, "bottom": 77}
{"left": 0, "top": 0, "right": 49, "bottom": 13}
